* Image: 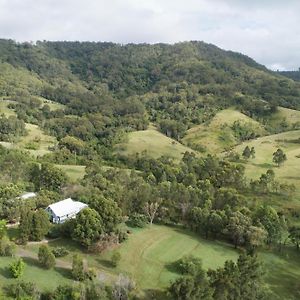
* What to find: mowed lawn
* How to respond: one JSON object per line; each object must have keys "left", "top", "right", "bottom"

{"left": 234, "top": 130, "right": 300, "bottom": 202}
{"left": 100, "top": 225, "right": 300, "bottom": 299}
{"left": 0, "top": 256, "right": 72, "bottom": 293}
{"left": 3, "top": 225, "right": 300, "bottom": 299}
{"left": 99, "top": 225, "right": 238, "bottom": 290}
{"left": 115, "top": 126, "right": 194, "bottom": 161}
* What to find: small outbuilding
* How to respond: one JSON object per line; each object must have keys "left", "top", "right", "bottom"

{"left": 46, "top": 198, "right": 88, "bottom": 224}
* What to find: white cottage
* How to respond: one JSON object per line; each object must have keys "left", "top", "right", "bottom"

{"left": 46, "top": 198, "right": 88, "bottom": 224}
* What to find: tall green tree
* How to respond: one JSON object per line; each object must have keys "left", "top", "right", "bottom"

{"left": 242, "top": 146, "right": 251, "bottom": 159}
{"left": 226, "top": 211, "right": 251, "bottom": 248}
{"left": 72, "top": 254, "right": 85, "bottom": 281}
{"left": 31, "top": 163, "right": 67, "bottom": 192}
{"left": 72, "top": 208, "right": 103, "bottom": 247}
{"left": 19, "top": 208, "right": 50, "bottom": 242}
{"left": 253, "top": 206, "right": 281, "bottom": 245}
{"left": 272, "top": 148, "right": 287, "bottom": 167}
{"left": 9, "top": 258, "right": 25, "bottom": 278}
{"left": 31, "top": 209, "right": 51, "bottom": 241}
{"left": 208, "top": 253, "right": 268, "bottom": 300}
{"left": 38, "top": 245, "right": 56, "bottom": 269}
{"left": 88, "top": 195, "right": 122, "bottom": 233}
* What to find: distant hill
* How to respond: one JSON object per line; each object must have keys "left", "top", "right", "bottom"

{"left": 1, "top": 39, "right": 300, "bottom": 110}
{"left": 278, "top": 69, "right": 300, "bottom": 81}
{"left": 1, "top": 39, "right": 300, "bottom": 163}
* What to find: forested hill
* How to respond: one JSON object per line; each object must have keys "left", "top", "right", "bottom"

{"left": 1, "top": 39, "right": 300, "bottom": 148}
{"left": 1, "top": 40, "right": 300, "bottom": 299}
{"left": 1, "top": 39, "right": 300, "bottom": 106}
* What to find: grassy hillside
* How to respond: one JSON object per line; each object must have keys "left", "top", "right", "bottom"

{"left": 2, "top": 225, "right": 299, "bottom": 299}
{"left": 55, "top": 164, "right": 86, "bottom": 181}
{"left": 0, "top": 123, "right": 57, "bottom": 157}
{"left": 183, "top": 109, "right": 266, "bottom": 154}
{"left": 234, "top": 130, "right": 300, "bottom": 204}
{"left": 116, "top": 126, "right": 194, "bottom": 160}
{"left": 0, "top": 99, "right": 16, "bottom": 116}
{"left": 265, "top": 107, "right": 300, "bottom": 130}
{"left": 18, "top": 123, "right": 57, "bottom": 156}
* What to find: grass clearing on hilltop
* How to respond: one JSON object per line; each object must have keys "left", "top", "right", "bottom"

{"left": 234, "top": 130, "right": 300, "bottom": 204}
{"left": 183, "top": 108, "right": 266, "bottom": 154}
{"left": 18, "top": 123, "right": 57, "bottom": 156}
{"left": 266, "top": 107, "right": 300, "bottom": 129}
{"left": 115, "top": 126, "right": 194, "bottom": 160}
{"left": 0, "top": 99, "right": 16, "bottom": 116}
{"left": 55, "top": 164, "right": 86, "bottom": 181}
{"left": 0, "top": 123, "right": 57, "bottom": 156}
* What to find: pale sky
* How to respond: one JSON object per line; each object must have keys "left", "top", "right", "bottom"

{"left": 0, "top": 0, "right": 299, "bottom": 70}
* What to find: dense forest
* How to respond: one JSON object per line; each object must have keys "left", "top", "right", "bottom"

{"left": 0, "top": 39, "right": 300, "bottom": 299}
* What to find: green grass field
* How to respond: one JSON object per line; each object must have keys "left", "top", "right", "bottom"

{"left": 266, "top": 107, "right": 300, "bottom": 128}
{"left": 55, "top": 164, "right": 86, "bottom": 181}
{"left": 0, "top": 256, "right": 72, "bottom": 294}
{"left": 0, "top": 99, "right": 16, "bottom": 116}
{"left": 0, "top": 123, "right": 57, "bottom": 156}
{"left": 17, "top": 123, "right": 57, "bottom": 156}
{"left": 234, "top": 130, "right": 300, "bottom": 204}
{"left": 101, "top": 226, "right": 238, "bottom": 290}
{"left": 115, "top": 126, "right": 194, "bottom": 160}
{"left": 183, "top": 108, "right": 266, "bottom": 154}
{"left": 0, "top": 100, "right": 58, "bottom": 156}
{"left": 37, "top": 97, "right": 66, "bottom": 111}
{"left": 99, "top": 225, "right": 300, "bottom": 299}
{"left": 3, "top": 225, "right": 300, "bottom": 299}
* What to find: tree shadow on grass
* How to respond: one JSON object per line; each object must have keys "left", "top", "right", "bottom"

{"left": 172, "top": 227, "right": 238, "bottom": 253}
{"left": 21, "top": 256, "right": 72, "bottom": 280}
{"left": 164, "top": 261, "right": 180, "bottom": 274}
{"left": 48, "top": 239, "right": 85, "bottom": 253}
{"left": 144, "top": 289, "right": 169, "bottom": 300}
{"left": 252, "top": 163, "right": 274, "bottom": 168}
{"left": 0, "top": 266, "right": 11, "bottom": 279}
{"left": 265, "top": 263, "right": 300, "bottom": 299}
{"left": 54, "top": 266, "right": 72, "bottom": 279}
{"left": 22, "top": 256, "right": 40, "bottom": 268}
{"left": 97, "top": 259, "right": 114, "bottom": 269}
{"left": 284, "top": 176, "right": 300, "bottom": 180}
